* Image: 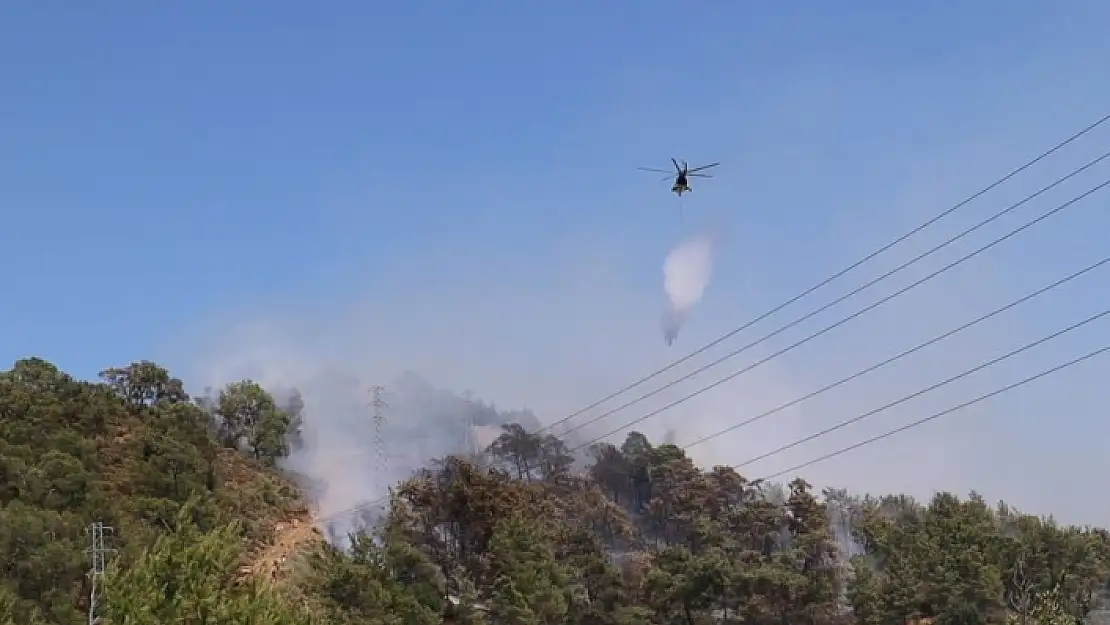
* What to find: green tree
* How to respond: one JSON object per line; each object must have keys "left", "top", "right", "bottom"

{"left": 0, "top": 358, "right": 304, "bottom": 623}
{"left": 102, "top": 502, "right": 310, "bottom": 625}
{"left": 214, "top": 381, "right": 291, "bottom": 465}
{"left": 99, "top": 361, "right": 188, "bottom": 410}
{"left": 10, "top": 360, "right": 1110, "bottom": 625}
{"left": 487, "top": 514, "right": 569, "bottom": 625}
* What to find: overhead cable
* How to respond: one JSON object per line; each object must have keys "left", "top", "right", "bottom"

{"left": 537, "top": 113, "right": 1110, "bottom": 435}
{"left": 756, "top": 340, "right": 1110, "bottom": 481}
{"left": 567, "top": 177, "right": 1110, "bottom": 452}
{"left": 682, "top": 253, "right": 1110, "bottom": 450}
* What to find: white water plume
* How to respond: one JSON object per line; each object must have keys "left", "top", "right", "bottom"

{"left": 661, "top": 231, "right": 717, "bottom": 345}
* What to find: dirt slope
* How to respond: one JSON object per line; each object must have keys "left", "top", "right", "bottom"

{"left": 240, "top": 507, "right": 325, "bottom": 585}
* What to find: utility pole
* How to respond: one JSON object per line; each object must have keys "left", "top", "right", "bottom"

{"left": 369, "top": 385, "right": 388, "bottom": 493}
{"left": 462, "top": 413, "right": 474, "bottom": 456}
{"left": 85, "top": 521, "right": 115, "bottom": 625}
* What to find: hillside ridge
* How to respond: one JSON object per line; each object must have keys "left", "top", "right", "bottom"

{"left": 3, "top": 357, "right": 1110, "bottom": 625}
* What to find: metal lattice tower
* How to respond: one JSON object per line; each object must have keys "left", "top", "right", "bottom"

{"left": 462, "top": 414, "right": 475, "bottom": 456}
{"left": 85, "top": 521, "right": 116, "bottom": 625}
{"left": 369, "top": 385, "right": 388, "bottom": 491}
{"left": 462, "top": 412, "right": 488, "bottom": 468}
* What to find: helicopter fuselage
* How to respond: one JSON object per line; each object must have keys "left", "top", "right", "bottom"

{"left": 638, "top": 159, "right": 716, "bottom": 196}
{"left": 672, "top": 173, "right": 691, "bottom": 195}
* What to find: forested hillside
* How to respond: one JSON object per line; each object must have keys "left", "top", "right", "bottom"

{"left": 2, "top": 357, "right": 1109, "bottom": 625}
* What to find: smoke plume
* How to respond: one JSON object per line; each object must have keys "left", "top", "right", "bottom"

{"left": 661, "top": 232, "right": 718, "bottom": 345}
{"left": 275, "top": 370, "right": 541, "bottom": 540}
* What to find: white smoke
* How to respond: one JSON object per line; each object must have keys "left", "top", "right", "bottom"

{"left": 661, "top": 232, "right": 718, "bottom": 345}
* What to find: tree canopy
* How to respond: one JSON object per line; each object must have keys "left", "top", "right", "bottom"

{"left": 2, "top": 357, "right": 1108, "bottom": 625}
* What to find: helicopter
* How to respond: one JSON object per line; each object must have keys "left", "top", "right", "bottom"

{"left": 638, "top": 158, "right": 720, "bottom": 196}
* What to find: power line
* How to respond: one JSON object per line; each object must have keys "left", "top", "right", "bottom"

{"left": 316, "top": 178, "right": 1110, "bottom": 526}
{"left": 756, "top": 340, "right": 1110, "bottom": 482}
{"left": 567, "top": 176, "right": 1110, "bottom": 452}
{"left": 316, "top": 118, "right": 1110, "bottom": 526}
{"left": 537, "top": 112, "right": 1110, "bottom": 435}
{"left": 317, "top": 499, "right": 386, "bottom": 524}
{"left": 319, "top": 316, "right": 1109, "bottom": 527}
{"left": 319, "top": 308, "right": 1109, "bottom": 529}
{"left": 683, "top": 253, "right": 1110, "bottom": 450}
{"left": 325, "top": 332, "right": 1110, "bottom": 525}
{"left": 319, "top": 304, "right": 1108, "bottom": 525}
{"left": 736, "top": 306, "right": 1110, "bottom": 470}
{"left": 557, "top": 153, "right": 1110, "bottom": 442}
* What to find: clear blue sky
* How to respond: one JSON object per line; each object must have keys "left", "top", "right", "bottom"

{"left": 3, "top": 2, "right": 1110, "bottom": 518}
{"left": 2, "top": 0, "right": 1102, "bottom": 377}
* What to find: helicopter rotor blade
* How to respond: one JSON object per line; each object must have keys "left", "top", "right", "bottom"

{"left": 671, "top": 157, "right": 681, "bottom": 173}
{"left": 638, "top": 167, "right": 672, "bottom": 174}
{"left": 687, "top": 162, "right": 720, "bottom": 173}
{"left": 660, "top": 174, "right": 675, "bottom": 182}
{"left": 687, "top": 173, "right": 713, "bottom": 178}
